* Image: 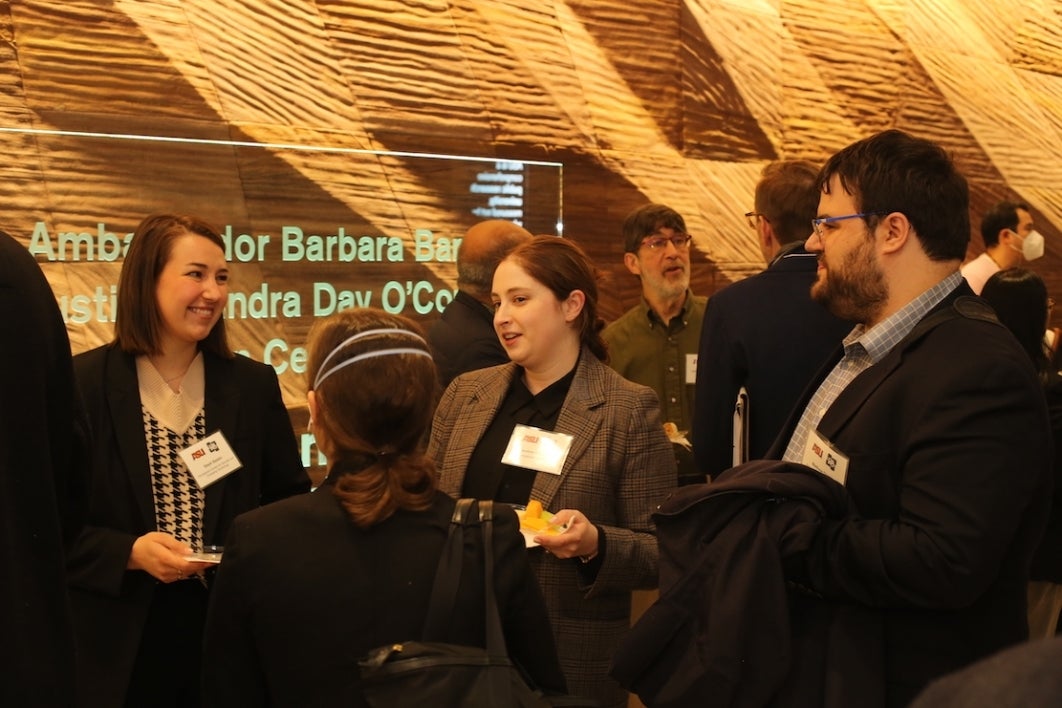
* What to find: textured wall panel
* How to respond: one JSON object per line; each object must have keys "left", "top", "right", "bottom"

{"left": 2, "top": 0, "right": 1062, "bottom": 465}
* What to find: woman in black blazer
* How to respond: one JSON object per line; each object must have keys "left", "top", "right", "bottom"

{"left": 68, "top": 214, "right": 309, "bottom": 708}
{"left": 202, "top": 307, "right": 566, "bottom": 707}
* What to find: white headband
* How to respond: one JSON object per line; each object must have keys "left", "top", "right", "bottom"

{"left": 313, "top": 328, "right": 432, "bottom": 390}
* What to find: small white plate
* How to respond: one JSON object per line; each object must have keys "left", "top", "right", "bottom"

{"left": 513, "top": 508, "right": 568, "bottom": 548}
{"left": 184, "top": 548, "right": 223, "bottom": 564}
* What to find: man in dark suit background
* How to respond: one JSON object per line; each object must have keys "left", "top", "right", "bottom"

{"left": 772, "top": 130, "right": 1051, "bottom": 706}
{"left": 0, "top": 230, "right": 88, "bottom": 707}
{"left": 692, "top": 160, "right": 850, "bottom": 479}
{"left": 428, "top": 219, "right": 532, "bottom": 388}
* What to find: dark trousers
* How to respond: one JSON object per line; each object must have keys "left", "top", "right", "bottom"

{"left": 124, "top": 579, "right": 209, "bottom": 708}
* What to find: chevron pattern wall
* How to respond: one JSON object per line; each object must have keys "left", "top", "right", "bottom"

{"left": 2, "top": 0, "right": 1060, "bottom": 420}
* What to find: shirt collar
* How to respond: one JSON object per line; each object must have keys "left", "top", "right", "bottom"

{"left": 768, "top": 240, "right": 807, "bottom": 267}
{"left": 510, "top": 361, "right": 578, "bottom": 419}
{"left": 641, "top": 289, "right": 694, "bottom": 329}
{"left": 845, "top": 271, "right": 963, "bottom": 364}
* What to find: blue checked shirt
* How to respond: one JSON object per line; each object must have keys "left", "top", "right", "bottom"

{"left": 783, "top": 272, "right": 963, "bottom": 465}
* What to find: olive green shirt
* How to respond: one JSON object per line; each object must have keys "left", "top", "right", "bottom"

{"left": 602, "top": 290, "right": 707, "bottom": 432}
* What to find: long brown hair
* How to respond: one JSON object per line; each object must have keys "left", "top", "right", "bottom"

{"left": 306, "top": 308, "right": 438, "bottom": 527}
{"left": 114, "top": 213, "right": 232, "bottom": 357}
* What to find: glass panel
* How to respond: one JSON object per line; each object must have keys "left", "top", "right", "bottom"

{"left": 1, "top": 127, "right": 563, "bottom": 475}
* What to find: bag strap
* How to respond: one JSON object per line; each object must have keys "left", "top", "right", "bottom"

{"left": 422, "top": 498, "right": 508, "bottom": 658}
{"left": 422, "top": 498, "right": 476, "bottom": 640}
{"left": 476, "top": 500, "right": 514, "bottom": 704}
{"left": 477, "top": 500, "right": 508, "bottom": 657}
{"left": 423, "top": 499, "right": 519, "bottom": 704}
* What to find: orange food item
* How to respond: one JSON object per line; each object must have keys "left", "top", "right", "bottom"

{"left": 520, "top": 499, "right": 560, "bottom": 534}
{"left": 521, "top": 515, "right": 549, "bottom": 531}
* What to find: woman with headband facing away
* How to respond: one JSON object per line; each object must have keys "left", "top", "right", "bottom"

{"left": 201, "top": 308, "right": 566, "bottom": 707}
{"left": 68, "top": 214, "right": 309, "bottom": 708}
{"left": 428, "top": 236, "right": 677, "bottom": 707}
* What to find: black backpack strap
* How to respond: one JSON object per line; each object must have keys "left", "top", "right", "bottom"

{"left": 477, "top": 501, "right": 508, "bottom": 657}
{"left": 422, "top": 498, "right": 476, "bottom": 640}
{"left": 477, "top": 500, "right": 513, "bottom": 703}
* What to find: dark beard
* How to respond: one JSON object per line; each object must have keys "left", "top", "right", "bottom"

{"left": 810, "top": 245, "right": 887, "bottom": 324}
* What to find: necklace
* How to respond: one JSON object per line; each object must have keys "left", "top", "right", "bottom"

{"left": 150, "top": 356, "right": 193, "bottom": 385}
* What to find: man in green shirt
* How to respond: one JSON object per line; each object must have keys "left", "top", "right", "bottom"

{"left": 603, "top": 204, "right": 706, "bottom": 481}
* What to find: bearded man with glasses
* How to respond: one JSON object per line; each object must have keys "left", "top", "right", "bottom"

{"left": 603, "top": 203, "right": 707, "bottom": 485}
{"left": 766, "top": 130, "right": 1051, "bottom": 706}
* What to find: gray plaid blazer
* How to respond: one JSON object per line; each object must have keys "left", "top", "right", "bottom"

{"left": 428, "top": 350, "right": 677, "bottom": 707}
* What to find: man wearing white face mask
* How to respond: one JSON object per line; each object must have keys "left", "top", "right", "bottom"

{"left": 961, "top": 201, "right": 1045, "bottom": 294}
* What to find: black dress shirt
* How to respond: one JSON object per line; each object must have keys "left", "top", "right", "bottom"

{"left": 461, "top": 365, "right": 577, "bottom": 505}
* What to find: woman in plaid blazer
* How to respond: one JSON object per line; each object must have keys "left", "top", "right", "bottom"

{"left": 429, "top": 236, "right": 677, "bottom": 708}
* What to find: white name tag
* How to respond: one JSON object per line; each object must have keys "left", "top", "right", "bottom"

{"left": 178, "top": 430, "right": 243, "bottom": 489}
{"left": 686, "top": 353, "right": 697, "bottom": 384}
{"left": 501, "top": 424, "right": 574, "bottom": 476}
{"left": 801, "top": 429, "right": 849, "bottom": 485}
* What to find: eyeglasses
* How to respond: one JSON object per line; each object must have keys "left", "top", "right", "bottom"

{"left": 744, "top": 212, "right": 768, "bottom": 229}
{"left": 811, "top": 212, "right": 886, "bottom": 239}
{"left": 641, "top": 233, "right": 693, "bottom": 251}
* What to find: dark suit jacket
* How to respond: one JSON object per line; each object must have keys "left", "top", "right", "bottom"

{"left": 1030, "top": 371, "right": 1062, "bottom": 582}
{"left": 202, "top": 488, "right": 566, "bottom": 707}
{"left": 768, "top": 286, "right": 1052, "bottom": 707}
{"left": 612, "top": 460, "right": 872, "bottom": 708}
{"left": 0, "top": 232, "right": 88, "bottom": 707}
{"left": 69, "top": 344, "right": 309, "bottom": 707}
{"left": 428, "top": 351, "right": 676, "bottom": 707}
{"left": 427, "top": 289, "right": 508, "bottom": 388}
{"left": 692, "top": 245, "right": 850, "bottom": 478}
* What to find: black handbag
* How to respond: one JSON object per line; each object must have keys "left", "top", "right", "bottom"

{"left": 358, "top": 499, "right": 593, "bottom": 708}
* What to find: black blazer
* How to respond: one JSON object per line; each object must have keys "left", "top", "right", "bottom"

{"left": 769, "top": 287, "right": 1052, "bottom": 706}
{"left": 427, "top": 289, "right": 508, "bottom": 388}
{"left": 69, "top": 344, "right": 309, "bottom": 707}
{"left": 692, "top": 246, "right": 851, "bottom": 478}
{"left": 202, "top": 488, "right": 567, "bottom": 707}
{"left": 1031, "top": 371, "right": 1062, "bottom": 582}
{"left": 0, "top": 232, "right": 88, "bottom": 707}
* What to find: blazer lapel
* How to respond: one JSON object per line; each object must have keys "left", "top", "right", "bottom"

{"left": 817, "top": 289, "right": 976, "bottom": 442}
{"left": 533, "top": 352, "right": 605, "bottom": 510}
{"left": 202, "top": 353, "right": 238, "bottom": 541}
{"left": 105, "top": 349, "right": 156, "bottom": 528}
{"left": 441, "top": 365, "right": 515, "bottom": 497}
{"left": 816, "top": 354, "right": 902, "bottom": 441}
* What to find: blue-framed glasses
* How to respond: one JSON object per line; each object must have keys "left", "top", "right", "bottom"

{"left": 811, "top": 212, "right": 885, "bottom": 238}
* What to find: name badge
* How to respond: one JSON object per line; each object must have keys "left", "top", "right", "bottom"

{"left": 501, "top": 424, "right": 574, "bottom": 476}
{"left": 178, "top": 430, "right": 243, "bottom": 489}
{"left": 801, "top": 429, "right": 849, "bottom": 485}
{"left": 686, "top": 353, "right": 697, "bottom": 384}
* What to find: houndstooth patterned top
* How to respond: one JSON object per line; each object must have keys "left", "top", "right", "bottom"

{"left": 143, "top": 406, "right": 206, "bottom": 550}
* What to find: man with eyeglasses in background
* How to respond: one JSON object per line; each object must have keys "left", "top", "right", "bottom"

{"left": 766, "top": 130, "right": 1051, "bottom": 706}
{"left": 691, "top": 160, "right": 851, "bottom": 481}
{"left": 603, "top": 203, "right": 706, "bottom": 485}
{"left": 960, "top": 201, "right": 1044, "bottom": 295}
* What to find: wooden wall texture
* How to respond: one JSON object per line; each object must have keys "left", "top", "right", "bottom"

{"left": 3, "top": 0, "right": 1062, "bottom": 420}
